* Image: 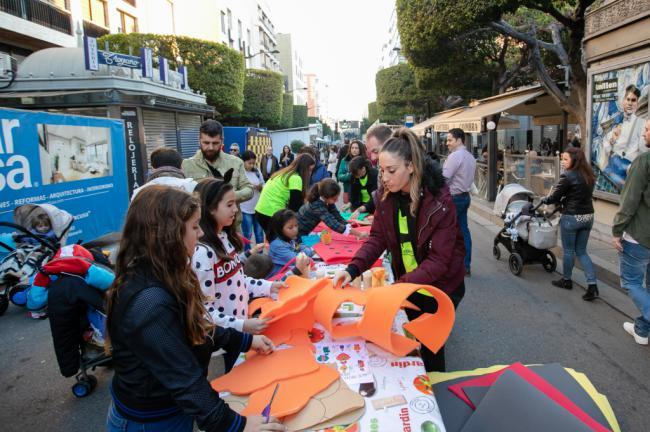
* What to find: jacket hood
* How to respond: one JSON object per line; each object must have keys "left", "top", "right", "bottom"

{"left": 147, "top": 166, "right": 186, "bottom": 181}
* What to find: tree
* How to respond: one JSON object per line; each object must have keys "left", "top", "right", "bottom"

{"left": 237, "top": 69, "right": 284, "bottom": 127}
{"left": 98, "top": 33, "right": 245, "bottom": 114}
{"left": 368, "top": 102, "right": 378, "bottom": 123}
{"left": 280, "top": 93, "right": 294, "bottom": 129}
{"left": 293, "top": 105, "right": 308, "bottom": 127}
{"left": 397, "top": 0, "right": 593, "bottom": 132}
{"left": 375, "top": 63, "right": 436, "bottom": 123}
{"left": 360, "top": 117, "right": 373, "bottom": 135}
{"left": 290, "top": 139, "right": 306, "bottom": 153}
{"left": 321, "top": 121, "right": 333, "bottom": 138}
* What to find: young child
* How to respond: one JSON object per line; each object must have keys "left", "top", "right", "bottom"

{"left": 191, "top": 178, "right": 284, "bottom": 371}
{"left": 240, "top": 150, "right": 265, "bottom": 251}
{"left": 243, "top": 252, "right": 311, "bottom": 281}
{"left": 348, "top": 156, "right": 379, "bottom": 216}
{"left": 268, "top": 209, "right": 315, "bottom": 277}
{"left": 297, "top": 179, "right": 368, "bottom": 238}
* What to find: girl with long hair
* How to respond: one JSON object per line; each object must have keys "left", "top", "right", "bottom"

{"left": 348, "top": 155, "right": 378, "bottom": 214}
{"left": 333, "top": 128, "right": 466, "bottom": 373}
{"left": 104, "top": 185, "right": 282, "bottom": 432}
{"left": 544, "top": 146, "right": 598, "bottom": 300}
{"left": 279, "top": 145, "right": 294, "bottom": 168}
{"left": 337, "top": 140, "right": 366, "bottom": 206}
{"left": 255, "top": 153, "right": 315, "bottom": 234}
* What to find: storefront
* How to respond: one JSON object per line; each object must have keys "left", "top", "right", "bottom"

{"left": 0, "top": 46, "right": 214, "bottom": 196}
{"left": 583, "top": 0, "right": 650, "bottom": 231}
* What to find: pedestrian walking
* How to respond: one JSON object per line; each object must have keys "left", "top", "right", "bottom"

{"left": 240, "top": 150, "right": 265, "bottom": 250}
{"left": 613, "top": 118, "right": 650, "bottom": 345}
{"left": 543, "top": 147, "right": 598, "bottom": 299}
{"left": 327, "top": 145, "right": 338, "bottom": 177}
{"left": 279, "top": 145, "right": 294, "bottom": 168}
{"left": 443, "top": 128, "right": 476, "bottom": 276}
{"left": 255, "top": 154, "right": 315, "bottom": 234}
{"left": 333, "top": 128, "right": 465, "bottom": 372}
{"left": 259, "top": 146, "right": 279, "bottom": 181}
{"left": 104, "top": 186, "right": 281, "bottom": 432}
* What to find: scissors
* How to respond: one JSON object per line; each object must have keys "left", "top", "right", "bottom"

{"left": 261, "top": 383, "right": 280, "bottom": 423}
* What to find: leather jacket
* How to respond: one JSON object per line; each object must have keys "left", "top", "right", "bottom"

{"left": 545, "top": 170, "right": 594, "bottom": 215}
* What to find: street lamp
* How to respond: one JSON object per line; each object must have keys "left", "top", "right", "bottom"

{"left": 245, "top": 49, "right": 279, "bottom": 59}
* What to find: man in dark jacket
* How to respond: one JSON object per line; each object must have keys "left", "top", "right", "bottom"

{"left": 259, "top": 145, "right": 279, "bottom": 181}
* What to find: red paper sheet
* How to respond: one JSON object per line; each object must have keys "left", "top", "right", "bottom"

{"left": 312, "top": 241, "right": 381, "bottom": 266}
{"left": 447, "top": 362, "right": 611, "bottom": 432}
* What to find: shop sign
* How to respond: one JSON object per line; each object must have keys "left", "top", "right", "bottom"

{"left": 120, "top": 108, "right": 145, "bottom": 196}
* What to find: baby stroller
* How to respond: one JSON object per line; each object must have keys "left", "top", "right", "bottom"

{"left": 0, "top": 204, "right": 74, "bottom": 316}
{"left": 492, "top": 184, "right": 559, "bottom": 276}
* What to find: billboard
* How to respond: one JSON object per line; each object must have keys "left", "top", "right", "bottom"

{"left": 590, "top": 62, "right": 649, "bottom": 196}
{"left": 0, "top": 108, "right": 128, "bottom": 244}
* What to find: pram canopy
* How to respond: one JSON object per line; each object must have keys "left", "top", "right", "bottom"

{"left": 493, "top": 184, "right": 535, "bottom": 216}
{"left": 13, "top": 204, "right": 74, "bottom": 243}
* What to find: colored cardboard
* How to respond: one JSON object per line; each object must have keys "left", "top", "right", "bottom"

{"left": 211, "top": 346, "right": 319, "bottom": 395}
{"left": 313, "top": 285, "right": 366, "bottom": 340}
{"left": 259, "top": 276, "right": 329, "bottom": 323}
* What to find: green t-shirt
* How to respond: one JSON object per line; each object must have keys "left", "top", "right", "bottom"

{"left": 398, "top": 208, "right": 432, "bottom": 297}
{"left": 359, "top": 175, "right": 370, "bottom": 204}
{"left": 255, "top": 173, "right": 302, "bottom": 217}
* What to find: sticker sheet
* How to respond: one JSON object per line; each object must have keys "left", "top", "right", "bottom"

{"left": 314, "top": 340, "right": 374, "bottom": 385}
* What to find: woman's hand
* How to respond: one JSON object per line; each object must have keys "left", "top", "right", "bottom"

{"left": 251, "top": 243, "right": 264, "bottom": 254}
{"left": 270, "top": 281, "right": 287, "bottom": 295}
{"left": 295, "top": 252, "right": 311, "bottom": 276}
{"left": 243, "top": 415, "right": 286, "bottom": 431}
{"left": 243, "top": 318, "right": 269, "bottom": 334}
{"left": 350, "top": 228, "right": 369, "bottom": 240}
{"left": 332, "top": 270, "right": 351, "bottom": 288}
{"left": 250, "top": 335, "right": 275, "bottom": 355}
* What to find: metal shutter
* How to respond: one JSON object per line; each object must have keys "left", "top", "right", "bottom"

{"left": 142, "top": 109, "right": 177, "bottom": 169}
{"left": 177, "top": 113, "right": 202, "bottom": 159}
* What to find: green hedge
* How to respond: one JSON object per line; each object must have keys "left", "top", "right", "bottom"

{"left": 98, "top": 33, "right": 245, "bottom": 114}
{"left": 376, "top": 63, "right": 430, "bottom": 123}
{"left": 368, "top": 101, "right": 378, "bottom": 123}
{"left": 238, "top": 69, "right": 284, "bottom": 127}
{"left": 292, "top": 105, "right": 308, "bottom": 127}
{"left": 280, "top": 93, "right": 293, "bottom": 129}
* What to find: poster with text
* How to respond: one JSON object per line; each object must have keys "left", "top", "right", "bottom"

{"left": 590, "top": 62, "right": 649, "bottom": 196}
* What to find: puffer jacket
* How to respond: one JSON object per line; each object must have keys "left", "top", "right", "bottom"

{"left": 545, "top": 170, "right": 594, "bottom": 215}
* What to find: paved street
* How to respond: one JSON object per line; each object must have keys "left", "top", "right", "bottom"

{"left": 1, "top": 219, "right": 649, "bottom": 431}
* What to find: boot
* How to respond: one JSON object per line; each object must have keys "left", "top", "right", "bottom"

{"left": 551, "top": 278, "right": 573, "bottom": 290}
{"left": 582, "top": 284, "right": 599, "bottom": 301}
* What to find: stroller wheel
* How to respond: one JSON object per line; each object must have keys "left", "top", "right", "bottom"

{"left": 71, "top": 375, "right": 97, "bottom": 398}
{"left": 492, "top": 245, "right": 501, "bottom": 260}
{"left": 508, "top": 253, "right": 524, "bottom": 276}
{"left": 0, "top": 294, "right": 8, "bottom": 316}
{"left": 542, "top": 251, "right": 557, "bottom": 273}
{"left": 8, "top": 284, "right": 29, "bottom": 307}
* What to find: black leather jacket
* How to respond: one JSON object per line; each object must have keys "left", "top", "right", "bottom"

{"left": 109, "top": 268, "right": 252, "bottom": 431}
{"left": 545, "top": 170, "right": 594, "bottom": 215}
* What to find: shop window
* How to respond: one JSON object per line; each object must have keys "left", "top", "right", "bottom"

{"left": 119, "top": 10, "right": 138, "bottom": 34}
{"left": 82, "top": 0, "right": 108, "bottom": 28}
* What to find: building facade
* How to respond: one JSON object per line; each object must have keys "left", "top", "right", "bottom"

{"left": 276, "top": 32, "right": 306, "bottom": 105}
{"left": 305, "top": 72, "right": 319, "bottom": 117}
{"left": 379, "top": 6, "right": 405, "bottom": 70}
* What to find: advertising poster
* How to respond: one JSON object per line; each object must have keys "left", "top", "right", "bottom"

{"left": 590, "top": 62, "right": 649, "bottom": 196}
{"left": 0, "top": 108, "right": 128, "bottom": 245}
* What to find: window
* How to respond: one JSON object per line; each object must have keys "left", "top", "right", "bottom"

{"left": 82, "top": 0, "right": 108, "bottom": 27}
{"left": 221, "top": 11, "right": 226, "bottom": 34}
{"left": 119, "top": 10, "right": 137, "bottom": 33}
{"left": 227, "top": 9, "right": 232, "bottom": 31}
{"left": 238, "top": 20, "right": 242, "bottom": 46}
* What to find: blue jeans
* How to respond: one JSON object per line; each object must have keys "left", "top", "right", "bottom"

{"left": 619, "top": 239, "right": 650, "bottom": 337}
{"left": 559, "top": 214, "right": 596, "bottom": 284}
{"left": 452, "top": 193, "right": 472, "bottom": 270}
{"left": 106, "top": 402, "right": 193, "bottom": 432}
{"left": 241, "top": 212, "right": 264, "bottom": 251}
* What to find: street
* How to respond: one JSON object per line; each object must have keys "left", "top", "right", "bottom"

{"left": 0, "top": 220, "right": 648, "bottom": 431}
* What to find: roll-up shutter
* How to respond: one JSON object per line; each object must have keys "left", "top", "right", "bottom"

{"left": 142, "top": 109, "right": 177, "bottom": 169}
{"left": 177, "top": 113, "right": 202, "bottom": 159}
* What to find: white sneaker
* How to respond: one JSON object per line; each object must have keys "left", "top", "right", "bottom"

{"left": 623, "top": 322, "right": 649, "bottom": 345}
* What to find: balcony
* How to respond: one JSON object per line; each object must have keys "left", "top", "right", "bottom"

{"left": 83, "top": 19, "right": 109, "bottom": 38}
{"left": 0, "top": 0, "right": 72, "bottom": 34}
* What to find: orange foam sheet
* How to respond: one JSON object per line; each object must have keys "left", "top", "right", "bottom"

{"left": 260, "top": 276, "right": 330, "bottom": 323}
{"left": 263, "top": 299, "right": 316, "bottom": 346}
{"left": 248, "top": 297, "right": 272, "bottom": 318}
{"left": 357, "top": 283, "right": 455, "bottom": 357}
{"left": 241, "top": 365, "right": 340, "bottom": 418}
{"left": 313, "top": 285, "right": 366, "bottom": 339}
{"left": 211, "top": 346, "right": 319, "bottom": 395}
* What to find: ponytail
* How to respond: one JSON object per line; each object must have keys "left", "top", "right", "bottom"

{"left": 307, "top": 184, "right": 320, "bottom": 202}
{"left": 308, "top": 178, "right": 341, "bottom": 203}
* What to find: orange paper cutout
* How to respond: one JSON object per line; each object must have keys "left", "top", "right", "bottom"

{"left": 248, "top": 297, "right": 272, "bottom": 318}
{"left": 263, "top": 299, "right": 316, "bottom": 346}
{"left": 313, "top": 285, "right": 366, "bottom": 340}
{"left": 357, "top": 283, "right": 455, "bottom": 357}
{"left": 259, "top": 276, "right": 329, "bottom": 323}
{"left": 240, "top": 365, "right": 340, "bottom": 418}
{"left": 211, "top": 346, "right": 319, "bottom": 395}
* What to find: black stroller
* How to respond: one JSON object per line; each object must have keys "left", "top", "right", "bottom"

{"left": 492, "top": 184, "right": 560, "bottom": 276}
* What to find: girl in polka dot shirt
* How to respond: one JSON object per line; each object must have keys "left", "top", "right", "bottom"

{"left": 192, "top": 179, "right": 284, "bottom": 370}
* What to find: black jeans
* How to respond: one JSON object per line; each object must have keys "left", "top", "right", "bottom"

{"left": 405, "top": 282, "right": 465, "bottom": 372}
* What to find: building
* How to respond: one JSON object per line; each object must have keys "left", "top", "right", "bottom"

{"left": 276, "top": 32, "right": 306, "bottom": 105}
{"left": 379, "top": 6, "right": 405, "bottom": 70}
{"left": 305, "top": 73, "right": 319, "bottom": 117}
{"left": 216, "top": 0, "right": 280, "bottom": 72}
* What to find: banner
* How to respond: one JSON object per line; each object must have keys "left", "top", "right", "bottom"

{"left": 120, "top": 107, "right": 145, "bottom": 196}
{"left": 0, "top": 108, "right": 128, "bottom": 244}
{"left": 590, "top": 62, "right": 649, "bottom": 196}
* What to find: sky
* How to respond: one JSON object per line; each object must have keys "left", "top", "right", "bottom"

{"left": 267, "top": 0, "right": 396, "bottom": 121}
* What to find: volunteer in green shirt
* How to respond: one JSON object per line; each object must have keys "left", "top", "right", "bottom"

{"left": 255, "top": 153, "right": 315, "bottom": 234}
{"left": 348, "top": 156, "right": 378, "bottom": 214}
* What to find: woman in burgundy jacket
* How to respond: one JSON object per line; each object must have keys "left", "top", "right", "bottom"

{"left": 333, "top": 128, "right": 466, "bottom": 372}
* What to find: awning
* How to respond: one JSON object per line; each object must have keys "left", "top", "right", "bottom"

{"left": 411, "top": 107, "right": 466, "bottom": 136}
{"left": 433, "top": 86, "right": 545, "bottom": 133}
{"left": 0, "top": 90, "right": 106, "bottom": 98}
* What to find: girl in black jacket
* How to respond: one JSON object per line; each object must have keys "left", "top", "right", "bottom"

{"left": 348, "top": 156, "right": 379, "bottom": 214}
{"left": 104, "top": 186, "right": 284, "bottom": 432}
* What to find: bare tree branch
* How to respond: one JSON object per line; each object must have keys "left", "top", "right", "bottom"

{"left": 525, "top": 1, "right": 574, "bottom": 27}
{"left": 548, "top": 22, "right": 569, "bottom": 65}
{"left": 489, "top": 20, "right": 568, "bottom": 66}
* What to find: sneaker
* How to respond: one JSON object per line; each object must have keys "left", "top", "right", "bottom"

{"left": 623, "top": 322, "right": 649, "bottom": 345}
{"left": 29, "top": 311, "right": 48, "bottom": 320}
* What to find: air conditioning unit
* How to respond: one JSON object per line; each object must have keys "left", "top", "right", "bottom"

{"left": 0, "top": 52, "right": 17, "bottom": 79}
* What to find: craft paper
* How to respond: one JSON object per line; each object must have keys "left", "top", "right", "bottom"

{"left": 259, "top": 276, "right": 329, "bottom": 323}
{"left": 341, "top": 211, "right": 369, "bottom": 221}
{"left": 460, "top": 370, "right": 591, "bottom": 432}
{"left": 314, "top": 341, "right": 374, "bottom": 385}
{"left": 312, "top": 241, "right": 382, "bottom": 266}
{"left": 313, "top": 285, "right": 366, "bottom": 339}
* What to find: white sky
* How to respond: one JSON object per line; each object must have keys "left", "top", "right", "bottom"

{"left": 268, "top": 0, "right": 395, "bottom": 121}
